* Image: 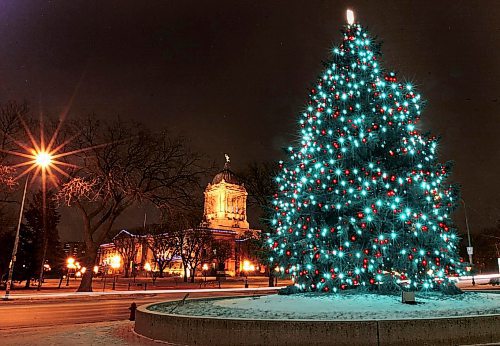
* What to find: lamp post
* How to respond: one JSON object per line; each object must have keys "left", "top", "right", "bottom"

{"left": 3, "top": 175, "right": 30, "bottom": 300}
{"left": 110, "top": 254, "right": 121, "bottom": 290}
{"left": 66, "top": 257, "right": 76, "bottom": 286}
{"left": 202, "top": 263, "right": 208, "bottom": 282}
{"left": 3, "top": 151, "right": 54, "bottom": 300}
{"left": 242, "top": 260, "right": 255, "bottom": 289}
{"left": 461, "top": 199, "right": 475, "bottom": 286}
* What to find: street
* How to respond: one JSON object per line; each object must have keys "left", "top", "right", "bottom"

{"left": 0, "top": 289, "right": 274, "bottom": 330}
{"left": 0, "top": 276, "right": 497, "bottom": 345}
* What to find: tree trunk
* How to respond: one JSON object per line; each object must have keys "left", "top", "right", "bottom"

{"left": 183, "top": 266, "right": 188, "bottom": 282}
{"left": 78, "top": 270, "right": 94, "bottom": 292}
{"left": 190, "top": 269, "right": 195, "bottom": 283}
{"left": 158, "top": 263, "right": 164, "bottom": 278}
{"left": 268, "top": 270, "right": 275, "bottom": 287}
{"left": 77, "top": 247, "right": 98, "bottom": 292}
{"left": 37, "top": 236, "right": 49, "bottom": 291}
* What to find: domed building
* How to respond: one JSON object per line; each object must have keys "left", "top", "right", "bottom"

{"left": 203, "top": 155, "right": 250, "bottom": 232}
{"left": 202, "top": 155, "right": 259, "bottom": 276}
{"left": 97, "top": 155, "right": 260, "bottom": 278}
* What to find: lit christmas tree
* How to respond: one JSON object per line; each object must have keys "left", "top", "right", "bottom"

{"left": 269, "top": 10, "right": 463, "bottom": 293}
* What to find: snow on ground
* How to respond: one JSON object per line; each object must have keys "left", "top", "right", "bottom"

{"left": 0, "top": 321, "right": 161, "bottom": 346}
{"left": 150, "top": 292, "right": 500, "bottom": 320}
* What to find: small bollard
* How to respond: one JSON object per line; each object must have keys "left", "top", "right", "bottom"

{"left": 129, "top": 302, "right": 137, "bottom": 321}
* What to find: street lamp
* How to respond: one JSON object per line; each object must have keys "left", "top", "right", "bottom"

{"left": 202, "top": 263, "right": 209, "bottom": 282}
{"left": 110, "top": 254, "right": 121, "bottom": 290}
{"left": 66, "top": 257, "right": 76, "bottom": 286}
{"left": 3, "top": 151, "right": 53, "bottom": 300}
{"left": 242, "top": 260, "right": 255, "bottom": 288}
{"left": 461, "top": 199, "right": 475, "bottom": 286}
{"left": 1, "top": 118, "right": 110, "bottom": 297}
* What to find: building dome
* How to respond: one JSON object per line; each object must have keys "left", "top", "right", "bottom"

{"left": 212, "top": 154, "right": 243, "bottom": 185}
{"left": 211, "top": 161, "right": 242, "bottom": 185}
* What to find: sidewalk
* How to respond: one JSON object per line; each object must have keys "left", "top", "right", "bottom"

{"left": 0, "top": 320, "right": 151, "bottom": 346}
{"left": 1, "top": 276, "right": 288, "bottom": 301}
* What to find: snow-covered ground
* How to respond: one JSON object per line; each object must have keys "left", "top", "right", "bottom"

{"left": 0, "top": 321, "right": 159, "bottom": 346}
{"left": 150, "top": 292, "right": 500, "bottom": 320}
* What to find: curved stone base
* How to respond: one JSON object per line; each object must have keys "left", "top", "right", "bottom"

{"left": 134, "top": 299, "right": 500, "bottom": 346}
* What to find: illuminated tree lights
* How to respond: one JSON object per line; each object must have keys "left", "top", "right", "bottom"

{"left": 269, "top": 16, "right": 463, "bottom": 293}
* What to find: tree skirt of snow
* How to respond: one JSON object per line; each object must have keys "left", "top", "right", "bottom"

{"left": 149, "top": 292, "right": 500, "bottom": 320}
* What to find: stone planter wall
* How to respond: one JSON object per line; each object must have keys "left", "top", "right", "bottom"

{"left": 134, "top": 300, "right": 500, "bottom": 346}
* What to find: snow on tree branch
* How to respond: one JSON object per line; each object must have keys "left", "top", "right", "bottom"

{"left": 56, "top": 177, "right": 99, "bottom": 206}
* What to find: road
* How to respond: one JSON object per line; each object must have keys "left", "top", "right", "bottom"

{"left": 0, "top": 289, "right": 272, "bottom": 331}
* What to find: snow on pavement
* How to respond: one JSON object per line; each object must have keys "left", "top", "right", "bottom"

{"left": 0, "top": 321, "right": 161, "bottom": 346}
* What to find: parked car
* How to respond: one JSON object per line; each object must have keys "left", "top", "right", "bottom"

{"left": 489, "top": 277, "right": 500, "bottom": 286}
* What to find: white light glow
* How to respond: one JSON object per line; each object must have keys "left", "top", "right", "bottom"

{"left": 346, "top": 9, "right": 355, "bottom": 25}
{"left": 35, "top": 151, "right": 52, "bottom": 168}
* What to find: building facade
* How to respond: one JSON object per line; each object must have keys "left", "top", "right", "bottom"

{"left": 63, "top": 242, "right": 87, "bottom": 262}
{"left": 98, "top": 156, "right": 260, "bottom": 277}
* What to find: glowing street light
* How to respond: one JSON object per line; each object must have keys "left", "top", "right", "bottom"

{"left": 3, "top": 149, "right": 60, "bottom": 299}
{"left": 1, "top": 113, "right": 114, "bottom": 298}
{"left": 35, "top": 151, "right": 53, "bottom": 169}
{"left": 202, "top": 263, "right": 209, "bottom": 282}
{"left": 67, "top": 257, "right": 76, "bottom": 269}
{"left": 110, "top": 254, "right": 121, "bottom": 290}
{"left": 242, "top": 260, "right": 255, "bottom": 272}
{"left": 242, "top": 260, "right": 255, "bottom": 288}
{"left": 110, "top": 255, "right": 121, "bottom": 269}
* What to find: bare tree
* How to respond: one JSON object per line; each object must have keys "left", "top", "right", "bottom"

{"left": 57, "top": 117, "right": 206, "bottom": 292}
{"left": 113, "top": 231, "right": 139, "bottom": 278}
{"left": 211, "top": 239, "right": 233, "bottom": 271}
{"left": 0, "top": 165, "right": 16, "bottom": 191}
{"left": 147, "top": 225, "right": 178, "bottom": 278}
{"left": 240, "top": 161, "right": 278, "bottom": 209}
{"left": 0, "top": 101, "right": 28, "bottom": 282}
{"left": 0, "top": 101, "right": 27, "bottom": 202}
{"left": 239, "top": 161, "right": 279, "bottom": 286}
{"left": 0, "top": 101, "right": 27, "bottom": 162}
{"left": 178, "top": 227, "right": 213, "bottom": 283}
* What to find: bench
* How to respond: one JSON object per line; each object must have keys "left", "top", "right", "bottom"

{"left": 199, "top": 280, "right": 221, "bottom": 289}
{"left": 128, "top": 282, "right": 148, "bottom": 291}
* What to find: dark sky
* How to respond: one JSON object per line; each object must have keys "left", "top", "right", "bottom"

{"left": 0, "top": 1, "right": 499, "bottom": 240}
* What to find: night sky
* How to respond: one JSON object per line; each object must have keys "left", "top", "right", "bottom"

{"left": 1, "top": 1, "right": 499, "bottom": 240}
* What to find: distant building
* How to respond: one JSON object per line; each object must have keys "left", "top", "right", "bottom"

{"left": 63, "top": 242, "right": 86, "bottom": 261}
{"left": 201, "top": 155, "right": 258, "bottom": 274}
{"left": 203, "top": 155, "right": 250, "bottom": 231}
{"left": 97, "top": 155, "right": 260, "bottom": 277}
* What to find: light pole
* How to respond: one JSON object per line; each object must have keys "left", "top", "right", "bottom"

{"left": 3, "top": 150, "right": 54, "bottom": 299}
{"left": 110, "top": 254, "right": 121, "bottom": 290}
{"left": 66, "top": 257, "right": 76, "bottom": 286}
{"left": 202, "top": 263, "right": 208, "bottom": 282}
{"left": 461, "top": 199, "right": 475, "bottom": 286}
{"left": 242, "top": 260, "right": 255, "bottom": 289}
{"left": 3, "top": 175, "right": 30, "bottom": 300}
